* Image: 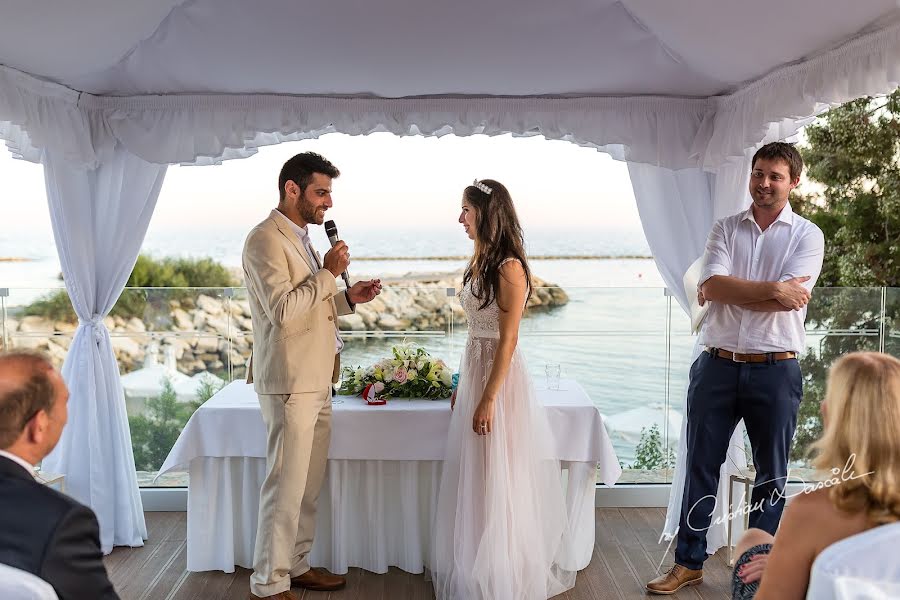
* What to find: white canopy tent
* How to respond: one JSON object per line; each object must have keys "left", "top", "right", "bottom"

{"left": 2, "top": 0, "right": 899, "bottom": 554}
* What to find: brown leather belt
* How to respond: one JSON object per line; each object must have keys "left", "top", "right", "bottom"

{"left": 706, "top": 347, "right": 797, "bottom": 363}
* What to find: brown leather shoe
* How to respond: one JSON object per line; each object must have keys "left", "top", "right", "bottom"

{"left": 646, "top": 564, "right": 703, "bottom": 594}
{"left": 248, "top": 591, "right": 297, "bottom": 599}
{"left": 290, "top": 567, "right": 346, "bottom": 591}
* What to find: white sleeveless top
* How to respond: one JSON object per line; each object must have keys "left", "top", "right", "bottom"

{"left": 458, "top": 258, "right": 522, "bottom": 339}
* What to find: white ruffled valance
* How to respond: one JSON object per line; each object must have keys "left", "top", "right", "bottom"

{"left": 87, "top": 93, "right": 710, "bottom": 167}
{"left": 701, "top": 16, "right": 900, "bottom": 169}
{"left": 2, "top": 17, "right": 900, "bottom": 170}
{"left": 0, "top": 66, "right": 96, "bottom": 165}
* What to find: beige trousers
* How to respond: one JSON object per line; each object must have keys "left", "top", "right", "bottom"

{"left": 249, "top": 388, "right": 332, "bottom": 597}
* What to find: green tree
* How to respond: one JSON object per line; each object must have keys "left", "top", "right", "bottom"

{"left": 23, "top": 254, "right": 239, "bottom": 323}
{"left": 795, "top": 89, "right": 900, "bottom": 288}
{"left": 790, "top": 88, "right": 900, "bottom": 461}
{"left": 129, "top": 376, "right": 223, "bottom": 472}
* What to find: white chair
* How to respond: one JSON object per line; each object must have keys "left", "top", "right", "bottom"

{"left": 807, "top": 521, "right": 900, "bottom": 599}
{"left": 0, "top": 562, "right": 59, "bottom": 600}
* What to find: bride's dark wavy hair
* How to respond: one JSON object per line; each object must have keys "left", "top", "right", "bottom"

{"left": 462, "top": 179, "right": 532, "bottom": 311}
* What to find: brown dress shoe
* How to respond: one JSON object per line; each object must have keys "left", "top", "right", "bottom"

{"left": 291, "top": 567, "right": 346, "bottom": 591}
{"left": 646, "top": 564, "right": 703, "bottom": 594}
{"left": 248, "top": 591, "right": 297, "bottom": 599}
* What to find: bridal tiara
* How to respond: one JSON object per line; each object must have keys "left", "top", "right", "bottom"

{"left": 472, "top": 180, "right": 493, "bottom": 195}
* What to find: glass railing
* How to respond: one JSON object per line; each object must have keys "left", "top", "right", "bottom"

{"left": 1, "top": 285, "right": 897, "bottom": 488}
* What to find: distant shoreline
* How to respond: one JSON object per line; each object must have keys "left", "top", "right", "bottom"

{"left": 0, "top": 257, "right": 34, "bottom": 262}
{"left": 354, "top": 255, "right": 653, "bottom": 261}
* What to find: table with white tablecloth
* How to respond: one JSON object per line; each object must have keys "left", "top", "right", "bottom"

{"left": 158, "top": 378, "right": 621, "bottom": 574}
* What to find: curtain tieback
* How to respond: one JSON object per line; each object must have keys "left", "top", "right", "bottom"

{"left": 79, "top": 314, "right": 106, "bottom": 342}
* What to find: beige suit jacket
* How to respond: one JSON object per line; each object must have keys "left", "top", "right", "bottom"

{"left": 242, "top": 211, "right": 353, "bottom": 394}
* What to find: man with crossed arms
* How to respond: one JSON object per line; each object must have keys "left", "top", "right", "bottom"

{"left": 648, "top": 142, "right": 825, "bottom": 594}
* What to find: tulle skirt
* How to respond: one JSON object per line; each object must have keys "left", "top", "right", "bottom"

{"left": 431, "top": 336, "right": 576, "bottom": 600}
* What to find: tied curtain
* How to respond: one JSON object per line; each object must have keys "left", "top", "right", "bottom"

{"left": 627, "top": 155, "right": 753, "bottom": 555}
{"left": 39, "top": 145, "right": 167, "bottom": 553}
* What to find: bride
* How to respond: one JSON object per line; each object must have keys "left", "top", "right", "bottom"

{"left": 431, "top": 179, "right": 576, "bottom": 599}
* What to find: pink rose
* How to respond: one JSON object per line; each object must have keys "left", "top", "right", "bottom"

{"left": 394, "top": 367, "right": 408, "bottom": 384}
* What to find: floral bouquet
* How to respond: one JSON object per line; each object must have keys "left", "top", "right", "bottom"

{"left": 338, "top": 342, "right": 454, "bottom": 400}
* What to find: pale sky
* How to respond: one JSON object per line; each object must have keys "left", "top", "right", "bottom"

{"left": 0, "top": 132, "right": 641, "bottom": 241}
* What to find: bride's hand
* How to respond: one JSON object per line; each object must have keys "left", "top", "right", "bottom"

{"left": 472, "top": 396, "right": 495, "bottom": 435}
{"left": 450, "top": 388, "right": 457, "bottom": 411}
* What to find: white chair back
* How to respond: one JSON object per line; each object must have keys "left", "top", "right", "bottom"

{"left": 807, "top": 522, "right": 900, "bottom": 599}
{"left": 0, "top": 562, "right": 59, "bottom": 600}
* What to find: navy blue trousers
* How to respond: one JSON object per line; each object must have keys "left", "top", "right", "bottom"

{"left": 675, "top": 350, "right": 802, "bottom": 570}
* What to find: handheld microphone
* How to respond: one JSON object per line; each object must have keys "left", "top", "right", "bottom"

{"left": 323, "top": 220, "right": 351, "bottom": 289}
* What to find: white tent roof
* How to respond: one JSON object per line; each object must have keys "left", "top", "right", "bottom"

{"left": 2, "top": 1, "right": 900, "bottom": 168}
{"left": 1, "top": 1, "right": 894, "bottom": 97}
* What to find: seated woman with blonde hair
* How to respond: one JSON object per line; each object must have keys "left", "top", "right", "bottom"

{"left": 730, "top": 351, "right": 900, "bottom": 600}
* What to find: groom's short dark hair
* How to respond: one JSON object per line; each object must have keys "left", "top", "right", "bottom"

{"left": 278, "top": 152, "right": 341, "bottom": 200}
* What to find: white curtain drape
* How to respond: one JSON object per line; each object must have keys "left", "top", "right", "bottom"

{"left": 627, "top": 156, "right": 752, "bottom": 555}
{"left": 38, "top": 145, "right": 167, "bottom": 553}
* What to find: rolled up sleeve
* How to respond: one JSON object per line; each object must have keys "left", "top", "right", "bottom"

{"left": 779, "top": 224, "right": 825, "bottom": 291}
{"left": 699, "top": 219, "right": 732, "bottom": 288}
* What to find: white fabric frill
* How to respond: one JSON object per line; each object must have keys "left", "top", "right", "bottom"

{"left": 2, "top": 17, "right": 900, "bottom": 170}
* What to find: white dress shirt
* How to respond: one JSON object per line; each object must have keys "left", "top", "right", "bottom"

{"left": 698, "top": 202, "right": 825, "bottom": 353}
{"left": 0, "top": 449, "right": 36, "bottom": 477}
{"left": 272, "top": 210, "right": 344, "bottom": 354}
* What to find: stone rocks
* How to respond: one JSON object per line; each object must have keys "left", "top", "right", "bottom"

{"left": 18, "top": 316, "right": 51, "bottom": 333}
{"left": 337, "top": 314, "right": 366, "bottom": 331}
{"left": 6, "top": 271, "right": 568, "bottom": 377}
{"left": 196, "top": 294, "right": 224, "bottom": 316}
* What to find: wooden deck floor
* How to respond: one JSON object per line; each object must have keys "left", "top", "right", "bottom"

{"left": 104, "top": 509, "right": 734, "bottom": 600}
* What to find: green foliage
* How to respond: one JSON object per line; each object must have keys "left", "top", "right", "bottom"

{"left": 625, "top": 424, "right": 675, "bottom": 471}
{"left": 789, "top": 88, "right": 900, "bottom": 461}
{"left": 21, "top": 290, "right": 76, "bottom": 322}
{"left": 795, "top": 88, "right": 900, "bottom": 288}
{"left": 129, "top": 376, "right": 224, "bottom": 472}
{"left": 129, "top": 379, "right": 193, "bottom": 472}
{"left": 22, "top": 254, "right": 238, "bottom": 324}
{"left": 126, "top": 255, "right": 237, "bottom": 289}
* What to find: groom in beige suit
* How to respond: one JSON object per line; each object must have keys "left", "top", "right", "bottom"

{"left": 243, "top": 152, "right": 382, "bottom": 600}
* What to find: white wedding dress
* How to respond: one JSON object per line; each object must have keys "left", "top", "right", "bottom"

{"left": 431, "top": 261, "right": 576, "bottom": 600}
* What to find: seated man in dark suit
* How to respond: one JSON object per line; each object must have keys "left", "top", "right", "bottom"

{"left": 0, "top": 351, "right": 119, "bottom": 600}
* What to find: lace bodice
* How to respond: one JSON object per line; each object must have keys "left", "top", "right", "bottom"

{"left": 459, "top": 258, "right": 521, "bottom": 339}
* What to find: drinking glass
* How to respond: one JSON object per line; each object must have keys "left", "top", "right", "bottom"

{"left": 545, "top": 363, "right": 561, "bottom": 390}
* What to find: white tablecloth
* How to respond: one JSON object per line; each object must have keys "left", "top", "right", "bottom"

{"left": 159, "top": 378, "right": 621, "bottom": 574}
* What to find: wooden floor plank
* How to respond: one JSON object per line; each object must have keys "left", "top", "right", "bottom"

{"left": 105, "top": 509, "right": 735, "bottom": 600}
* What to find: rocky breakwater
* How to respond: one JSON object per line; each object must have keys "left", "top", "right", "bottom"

{"left": 5, "top": 272, "right": 568, "bottom": 375}
{"left": 337, "top": 272, "right": 569, "bottom": 334}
